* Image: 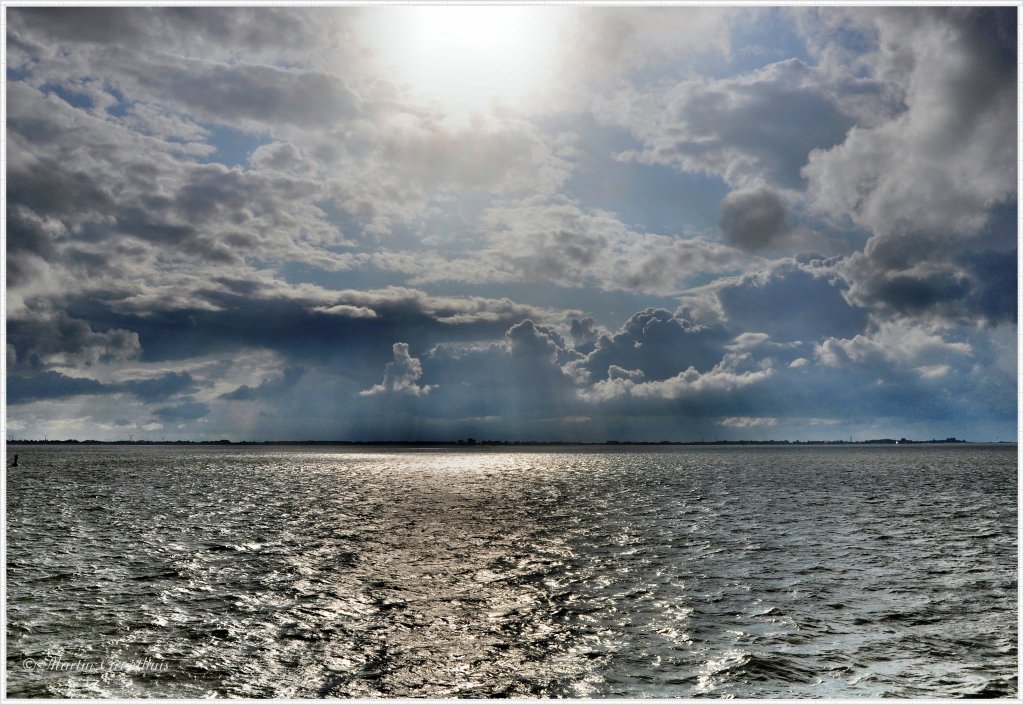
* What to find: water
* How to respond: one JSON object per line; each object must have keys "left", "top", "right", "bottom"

{"left": 6, "top": 444, "right": 1017, "bottom": 698}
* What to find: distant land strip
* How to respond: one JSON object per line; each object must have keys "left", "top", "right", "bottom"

{"left": 7, "top": 438, "right": 1009, "bottom": 447}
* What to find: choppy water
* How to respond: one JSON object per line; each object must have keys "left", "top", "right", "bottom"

{"left": 6, "top": 444, "right": 1018, "bottom": 698}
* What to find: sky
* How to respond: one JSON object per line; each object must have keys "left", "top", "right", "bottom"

{"left": 4, "top": 5, "right": 1019, "bottom": 442}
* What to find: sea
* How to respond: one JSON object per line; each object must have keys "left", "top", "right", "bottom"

{"left": 5, "top": 444, "right": 1018, "bottom": 698}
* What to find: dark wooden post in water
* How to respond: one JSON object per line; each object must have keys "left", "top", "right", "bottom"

{"left": 10, "top": 454, "right": 18, "bottom": 467}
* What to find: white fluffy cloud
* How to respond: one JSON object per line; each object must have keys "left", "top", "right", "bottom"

{"left": 815, "top": 320, "right": 972, "bottom": 372}
{"left": 803, "top": 9, "right": 1015, "bottom": 240}
{"left": 361, "top": 342, "right": 432, "bottom": 396}
{"left": 582, "top": 351, "right": 773, "bottom": 402}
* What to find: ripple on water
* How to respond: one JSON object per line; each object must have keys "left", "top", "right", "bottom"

{"left": 5, "top": 444, "right": 1018, "bottom": 698}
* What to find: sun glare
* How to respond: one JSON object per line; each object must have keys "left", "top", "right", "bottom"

{"left": 368, "top": 6, "right": 559, "bottom": 117}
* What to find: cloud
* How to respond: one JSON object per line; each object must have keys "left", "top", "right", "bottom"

{"left": 607, "top": 365, "right": 645, "bottom": 383}
{"left": 914, "top": 364, "right": 950, "bottom": 380}
{"left": 815, "top": 320, "right": 972, "bottom": 371}
{"left": 718, "top": 185, "right": 788, "bottom": 250}
{"left": 568, "top": 7, "right": 734, "bottom": 75}
{"left": 603, "top": 58, "right": 854, "bottom": 190}
{"left": 312, "top": 304, "right": 379, "bottom": 319}
{"left": 573, "top": 308, "right": 730, "bottom": 384}
{"left": 7, "top": 369, "right": 199, "bottom": 405}
{"left": 416, "top": 320, "right": 583, "bottom": 425}
{"left": 121, "top": 60, "right": 360, "bottom": 131}
{"left": 120, "top": 372, "right": 199, "bottom": 402}
{"left": 7, "top": 371, "right": 108, "bottom": 404}
{"left": 305, "top": 110, "right": 575, "bottom": 241}
{"left": 8, "top": 302, "right": 1013, "bottom": 442}
{"left": 152, "top": 400, "right": 211, "bottom": 422}
{"left": 583, "top": 351, "right": 773, "bottom": 402}
{"left": 505, "top": 319, "right": 577, "bottom": 365}
{"left": 569, "top": 315, "right": 604, "bottom": 354}
{"left": 49, "top": 276, "right": 573, "bottom": 373}
{"left": 4, "top": 7, "right": 1014, "bottom": 443}
{"left": 249, "top": 141, "right": 312, "bottom": 175}
{"left": 803, "top": 8, "right": 1015, "bottom": 238}
{"left": 684, "top": 258, "right": 869, "bottom": 343}
{"left": 360, "top": 343, "right": 432, "bottom": 397}
{"left": 5, "top": 81, "right": 346, "bottom": 302}
{"left": 801, "top": 8, "right": 1016, "bottom": 325}
{"left": 8, "top": 7, "right": 329, "bottom": 60}
{"left": 7, "top": 6, "right": 570, "bottom": 274}
{"left": 719, "top": 416, "right": 777, "bottom": 428}
{"left": 8, "top": 311, "right": 141, "bottom": 370}
{"left": 353, "top": 200, "right": 761, "bottom": 295}
{"left": 220, "top": 366, "right": 306, "bottom": 401}
{"left": 476, "top": 201, "right": 762, "bottom": 294}
{"left": 839, "top": 244, "right": 1016, "bottom": 325}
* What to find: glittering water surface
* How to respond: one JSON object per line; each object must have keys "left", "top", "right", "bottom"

{"left": 6, "top": 444, "right": 1017, "bottom": 698}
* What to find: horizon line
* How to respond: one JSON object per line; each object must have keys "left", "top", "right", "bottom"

{"left": 7, "top": 437, "right": 1007, "bottom": 447}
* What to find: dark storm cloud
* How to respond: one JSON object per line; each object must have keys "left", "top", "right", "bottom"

{"left": 869, "top": 271, "right": 970, "bottom": 317}
{"left": 574, "top": 308, "right": 730, "bottom": 383}
{"left": 840, "top": 241, "right": 1017, "bottom": 326}
{"left": 6, "top": 208, "right": 64, "bottom": 288}
{"left": 122, "top": 372, "right": 199, "bottom": 402}
{"left": 7, "top": 312, "right": 141, "bottom": 370}
{"left": 7, "top": 371, "right": 108, "bottom": 404}
{"left": 152, "top": 401, "right": 211, "bottom": 422}
{"left": 696, "top": 259, "right": 869, "bottom": 343}
{"left": 7, "top": 370, "right": 197, "bottom": 405}
{"left": 964, "top": 251, "right": 1018, "bottom": 325}
{"left": 718, "top": 186, "right": 788, "bottom": 250}
{"left": 60, "top": 284, "right": 569, "bottom": 378}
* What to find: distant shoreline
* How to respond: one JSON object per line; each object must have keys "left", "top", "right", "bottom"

{"left": 6, "top": 438, "right": 1010, "bottom": 447}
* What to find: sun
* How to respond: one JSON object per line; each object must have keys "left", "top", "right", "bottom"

{"left": 366, "top": 6, "right": 559, "bottom": 117}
